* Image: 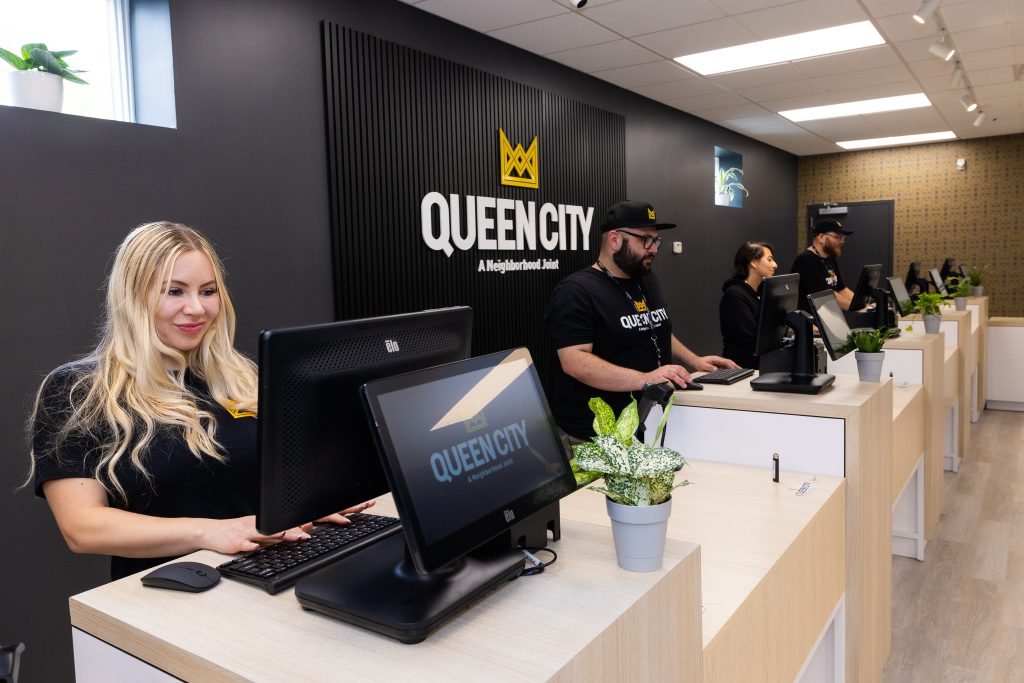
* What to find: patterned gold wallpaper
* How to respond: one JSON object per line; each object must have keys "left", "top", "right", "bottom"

{"left": 797, "top": 133, "right": 1024, "bottom": 316}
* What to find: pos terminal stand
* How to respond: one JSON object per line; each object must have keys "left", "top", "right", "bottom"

{"left": 751, "top": 310, "right": 835, "bottom": 394}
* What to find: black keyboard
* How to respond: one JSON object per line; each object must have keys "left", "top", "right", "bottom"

{"left": 693, "top": 367, "right": 755, "bottom": 385}
{"left": 218, "top": 513, "right": 401, "bottom": 594}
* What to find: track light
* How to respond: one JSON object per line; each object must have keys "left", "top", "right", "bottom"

{"left": 959, "top": 94, "right": 978, "bottom": 112}
{"left": 913, "top": 0, "right": 942, "bottom": 24}
{"left": 929, "top": 34, "right": 955, "bottom": 61}
{"left": 973, "top": 110, "right": 985, "bottom": 127}
{"left": 949, "top": 62, "right": 964, "bottom": 88}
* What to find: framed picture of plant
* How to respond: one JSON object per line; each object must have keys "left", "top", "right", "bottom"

{"left": 714, "top": 146, "right": 747, "bottom": 208}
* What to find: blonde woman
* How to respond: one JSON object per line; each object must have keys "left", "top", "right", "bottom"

{"left": 29, "top": 222, "right": 371, "bottom": 579}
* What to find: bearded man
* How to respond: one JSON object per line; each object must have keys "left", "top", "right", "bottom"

{"left": 790, "top": 218, "right": 856, "bottom": 312}
{"left": 545, "top": 200, "right": 737, "bottom": 439}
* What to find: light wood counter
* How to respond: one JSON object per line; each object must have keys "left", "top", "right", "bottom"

{"left": 70, "top": 507, "right": 703, "bottom": 682}
{"left": 967, "top": 296, "right": 988, "bottom": 419}
{"left": 986, "top": 317, "right": 1024, "bottom": 411}
{"left": 648, "top": 377, "right": 890, "bottom": 683}
{"left": 892, "top": 384, "right": 924, "bottom": 506}
{"left": 560, "top": 460, "right": 846, "bottom": 683}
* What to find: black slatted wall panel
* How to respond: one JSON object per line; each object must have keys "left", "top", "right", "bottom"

{"left": 323, "top": 23, "right": 626, "bottom": 389}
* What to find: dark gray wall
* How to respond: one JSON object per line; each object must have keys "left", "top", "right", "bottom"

{"left": 0, "top": 1, "right": 795, "bottom": 679}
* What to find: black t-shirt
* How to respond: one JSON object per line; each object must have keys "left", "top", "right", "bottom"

{"left": 545, "top": 267, "right": 672, "bottom": 439}
{"left": 33, "top": 363, "right": 258, "bottom": 580}
{"left": 791, "top": 249, "right": 845, "bottom": 312}
{"left": 719, "top": 278, "right": 760, "bottom": 369}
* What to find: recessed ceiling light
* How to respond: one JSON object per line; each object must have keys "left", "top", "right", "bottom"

{"left": 836, "top": 131, "right": 956, "bottom": 150}
{"left": 779, "top": 94, "right": 931, "bottom": 122}
{"left": 673, "top": 21, "right": 885, "bottom": 76}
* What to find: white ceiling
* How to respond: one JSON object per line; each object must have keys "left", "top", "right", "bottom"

{"left": 399, "top": 0, "right": 1024, "bottom": 155}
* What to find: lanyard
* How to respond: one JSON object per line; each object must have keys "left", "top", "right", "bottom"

{"left": 595, "top": 260, "right": 662, "bottom": 367}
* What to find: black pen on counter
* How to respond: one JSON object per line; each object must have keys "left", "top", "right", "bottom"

{"left": 772, "top": 452, "right": 780, "bottom": 483}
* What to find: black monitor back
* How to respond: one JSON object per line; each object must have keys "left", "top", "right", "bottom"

{"left": 256, "top": 307, "right": 472, "bottom": 534}
{"left": 886, "top": 276, "right": 914, "bottom": 316}
{"left": 929, "top": 268, "right": 948, "bottom": 296}
{"left": 807, "top": 290, "right": 853, "bottom": 362}
{"left": 754, "top": 274, "right": 800, "bottom": 357}
{"left": 849, "top": 263, "right": 882, "bottom": 311}
{"left": 939, "top": 258, "right": 956, "bottom": 282}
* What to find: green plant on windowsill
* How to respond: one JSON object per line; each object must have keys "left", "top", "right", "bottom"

{"left": 945, "top": 276, "right": 972, "bottom": 299}
{"left": 715, "top": 166, "right": 749, "bottom": 201}
{"left": 838, "top": 326, "right": 897, "bottom": 355}
{"left": 913, "top": 292, "right": 945, "bottom": 316}
{"left": 0, "top": 43, "right": 88, "bottom": 83}
{"left": 570, "top": 397, "right": 688, "bottom": 506}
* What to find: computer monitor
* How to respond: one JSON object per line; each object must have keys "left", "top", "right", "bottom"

{"left": 905, "top": 261, "right": 927, "bottom": 295}
{"left": 750, "top": 275, "right": 835, "bottom": 394}
{"left": 887, "top": 276, "right": 914, "bottom": 316}
{"left": 849, "top": 263, "right": 883, "bottom": 311}
{"left": 959, "top": 264, "right": 969, "bottom": 280}
{"left": 295, "top": 348, "right": 576, "bottom": 642}
{"left": 807, "top": 290, "right": 854, "bottom": 362}
{"left": 753, "top": 274, "right": 799, "bottom": 358}
{"left": 929, "top": 267, "right": 948, "bottom": 296}
{"left": 939, "top": 257, "right": 956, "bottom": 282}
{"left": 256, "top": 307, "right": 472, "bottom": 534}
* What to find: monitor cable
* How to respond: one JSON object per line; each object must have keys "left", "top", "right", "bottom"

{"left": 519, "top": 547, "right": 558, "bottom": 576}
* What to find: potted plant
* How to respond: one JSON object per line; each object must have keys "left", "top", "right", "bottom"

{"left": 967, "top": 264, "right": 987, "bottom": 297}
{"left": 946, "top": 276, "right": 971, "bottom": 311}
{"left": 0, "top": 43, "right": 87, "bottom": 113}
{"left": 914, "top": 292, "right": 945, "bottom": 334}
{"left": 838, "top": 327, "right": 897, "bottom": 382}
{"left": 571, "top": 396, "right": 688, "bottom": 572}
{"left": 715, "top": 166, "right": 748, "bottom": 206}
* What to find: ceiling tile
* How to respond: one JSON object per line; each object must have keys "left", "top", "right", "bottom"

{"left": 634, "top": 78, "right": 724, "bottom": 101}
{"left": 591, "top": 59, "right": 695, "bottom": 87}
{"left": 486, "top": 12, "right": 619, "bottom": 54}
{"left": 794, "top": 46, "right": 902, "bottom": 78}
{"left": 411, "top": 0, "right": 567, "bottom": 32}
{"left": 797, "top": 118, "right": 882, "bottom": 139}
{"left": 709, "top": 63, "right": 805, "bottom": 89}
{"left": 663, "top": 90, "right": 750, "bottom": 111}
{"left": 815, "top": 64, "right": 917, "bottom": 91}
{"left": 858, "top": 0, "right": 923, "bottom": 21}
{"left": 907, "top": 56, "right": 960, "bottom": 79}
{"left": 696, "top": 102, "right": 774, "bottom": 121}
{"left": 875, "top": 14, "right": 937, "bottom": 42}
{"left": 940, "top": 0, "right": 1010, "bottom": 32}
{"left": 639, "top": 18, "right": 757, "bottom": 59}
{"left": 547, "top": 39, "right": 663, "bottom": 72}
{"left": 1012, "top": 21, "right": 1024, "bottom": 45}
{"left": 862, "top": 107, "right": 948, "bottom": 130}
{"left": 581, "top": 0, "right": 724, "bottom": 37}
{"left": 954, "top": 24, "right": 1012, "bottom": 54}
{"left": 968, "top": 65, "right": 1016, "bottom": 86}
{"left": 712, "top": 0, "right": 797, "bottom": 13}
{"left": 738, "top": 78, "right": 829, "bottom": 102}
{"left": 731, "top": 0, "right": 868, "bottom": 40}
{"left": 820, "top": 80, "right": 927, "bottom": 101}
{"left": 973, "top": 82, "right": 1024, "bottom": 101}
{"left": 960, "top": 47, "right": 1016, "bottom": 71}
{"left": 723, "top": 114, "right": 809, "bottom": 135}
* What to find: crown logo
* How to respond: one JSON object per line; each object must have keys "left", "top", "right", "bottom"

{"left": 634, "top": 299, "right": 648, "bottom": 314}
{"left": 499, "top": 128, "right": 538, "bottom": 189}
{"left": 647, "top": 208, "right": 656, "bottom": 220}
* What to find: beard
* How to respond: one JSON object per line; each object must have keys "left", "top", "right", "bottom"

{"left": 823, "top": 239, "right": 842, "bottom": 259}
{"left": 613, "top": 240, "right": 653, "bottom": 278}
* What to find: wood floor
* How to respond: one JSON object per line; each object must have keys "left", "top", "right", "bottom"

{"left": 881, "top": 408, "right": 1024, "bottom": 683}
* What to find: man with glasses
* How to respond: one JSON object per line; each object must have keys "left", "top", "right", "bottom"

{"left": 545, "top": 200, "right": 738, "bottom": 439}
{"left": 791, "top": 218, "right": 855, "bottom": 312}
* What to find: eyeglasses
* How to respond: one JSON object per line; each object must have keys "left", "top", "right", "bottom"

{"left": 824, "top": 232, "right": 847, "bottom": 242}
{"left": 616, "top": 230, "right": 663, "bottom": 250}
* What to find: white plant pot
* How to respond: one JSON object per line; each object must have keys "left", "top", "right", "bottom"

{"left": 954, "top": 296, "right": 968, "bottom": 311}
{"left": 923, "top": 314, "right": 941, "bottom": 334}
{"left": 855, "top": 350, "right": 885, "bottom": 382}
{"left": 606, "top": 496, "right": 672, "bottom": 572}
{"left": 5, "top": 70, "right": 63, "bottom": 112}
{"left": 971, "top": 286, "right": 984, "bottom": 297}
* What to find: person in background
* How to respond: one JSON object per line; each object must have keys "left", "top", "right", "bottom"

{"left": 545, "top": 200, "right": 738, "bottom": 440}
{"left": 719, "top": 241, "right": 777, "bottom": 369}
{"left": 27, "top": 222, "right": 371, "bottom": 580}
{"left": 790, "top": 218, "right": 855, "bottom": 311}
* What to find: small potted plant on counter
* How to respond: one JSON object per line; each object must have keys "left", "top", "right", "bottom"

{"left": 914, "top": 292, "right": 945, "bottom": 334}
{"left": 570, "top": 397, "right": 688, "bottom": 572}
{"left": 946, "top": 276, "right": 971, "bottom": 311}
{"left": 839, "top": 327, "right": 897, "bottom": 382}
{"left": 0, "top": 43, "right": 87, "bottom": 112}
{"left": 967, "top": 265, "right": 987, "bottom": 297}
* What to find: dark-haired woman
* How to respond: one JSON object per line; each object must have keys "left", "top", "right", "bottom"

{"left": 719, "top": 242, "right": 777, "bottom": 369}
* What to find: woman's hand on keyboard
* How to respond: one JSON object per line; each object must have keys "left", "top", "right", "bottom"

{"left": 202, "top": 515, "right": 311, "bottom": 554}
{"left": 313, "top": 499, "right": 377, "bottom": 525}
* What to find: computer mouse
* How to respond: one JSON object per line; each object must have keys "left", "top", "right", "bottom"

{"left": 680, "top": 381, "right": 704, "bottom": 391}
{"left": 141, "top": 561, "right": 221, "bottom": 592}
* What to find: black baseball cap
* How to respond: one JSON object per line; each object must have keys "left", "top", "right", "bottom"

{"left": 813, "top": 218, "right": 853, "bottom": 236}
{"left": 601, "top": 200, "right": 677, "bottom": 232}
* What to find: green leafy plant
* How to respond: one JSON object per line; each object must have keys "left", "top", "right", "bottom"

{"left": 914, "top": 292, "right": 945, "bottom": 316}
{"left": 966, "top": 264, "right": 987, "bottom": 287}
{"left": 838, "top": 326, "right": 897, "bottom": 355}
{"left": 0, "top": 43, "right": 87, "bottom": 84}
{"left": 715, "top": 166, "right": 748, "bottom": 200}
{"left": 945, "top": 276, "right": 971, "bottom": 298}
{"left": 570, "top": 397, "right": 688, "bottom": 507}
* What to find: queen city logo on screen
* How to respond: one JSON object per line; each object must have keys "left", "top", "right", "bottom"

{"left": 499, "top": 128, "right": 538, "bottom": 189}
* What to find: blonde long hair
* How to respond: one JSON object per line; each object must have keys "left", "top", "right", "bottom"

{"left": 28, "top": 222, "right": 258, "bottom": 500}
